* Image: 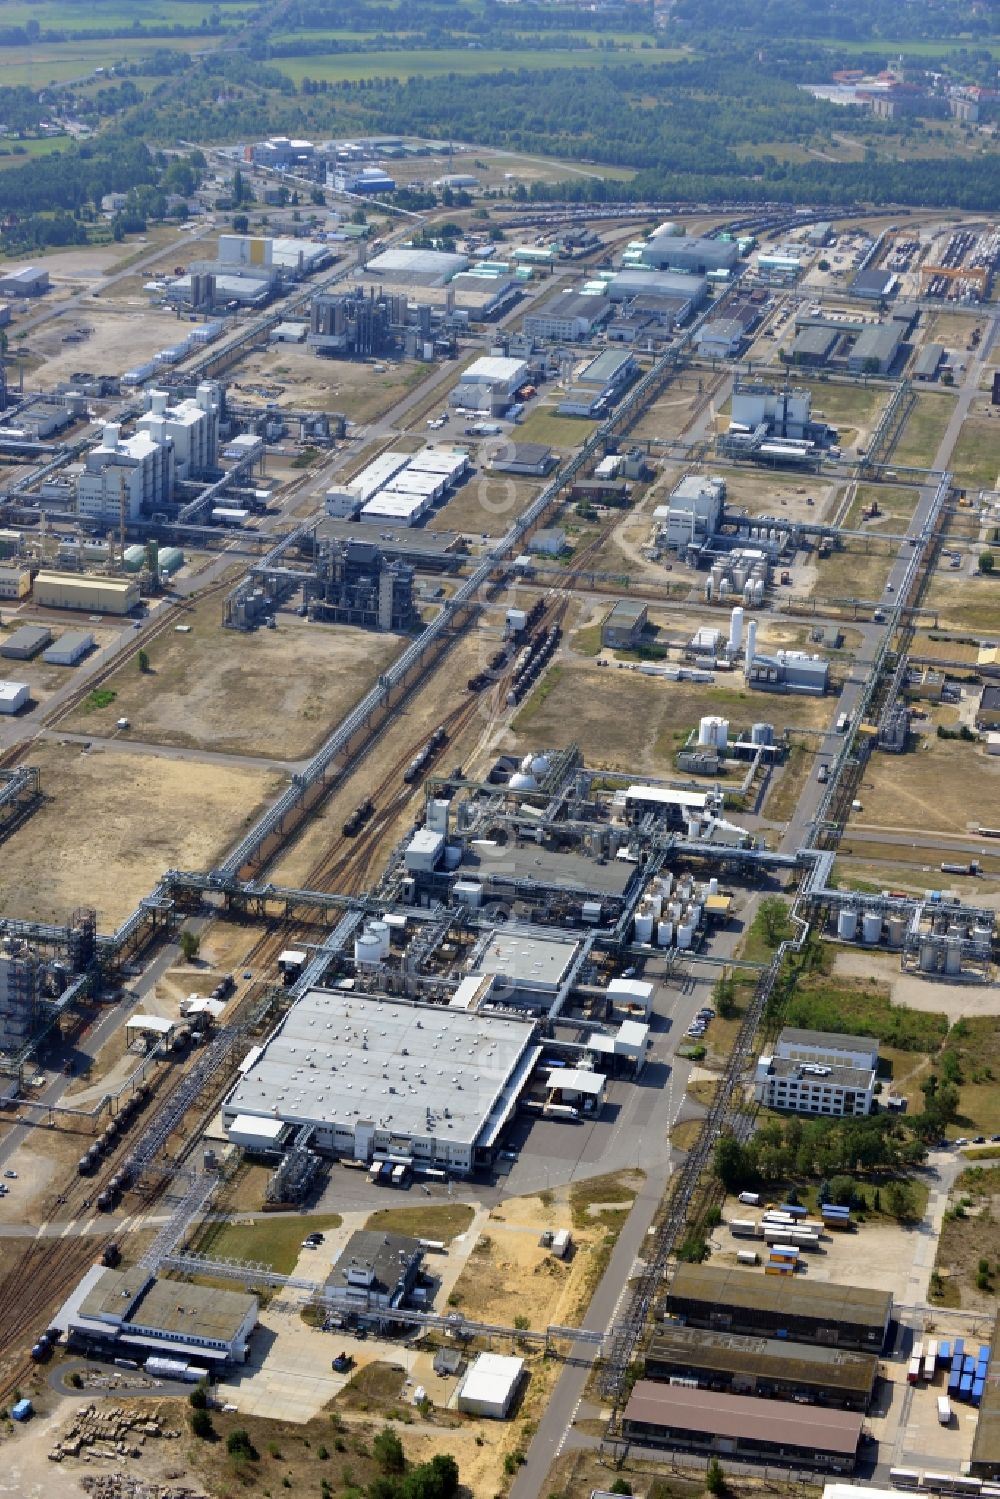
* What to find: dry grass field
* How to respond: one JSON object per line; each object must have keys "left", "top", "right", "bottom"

{"left": 64, "top": 594, "right": 404, "bottom": 760}
{"left": 0, "top": 740, "right": 282, "bottom": 925}
{"left": 856, "top": 732, "right": 1000, "bottom": 836}
{"left": 511, "top": 661, "right": 832, "bottom": 772}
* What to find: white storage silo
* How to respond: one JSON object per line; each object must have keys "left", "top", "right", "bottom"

{"left": 729, "top": 606, "right": 745, "bottom": 654}
{"left": 657, "top": 920, "right": 674, "bottom": 947}
{"left": 708, "top": 877, "right": 719, "bottom": 895}
{"left": 837, "top": 908, "right": 858, "bottom": 941}
{"left": 753, "top": 578, "right": 765, "bottom": 606}
{"left": 676, "top": 923, "right": 695, "bottom": 950}
{"left": 698, "top": 715, "right": 717, "bottom": 747}
{"left": 366, "top": 920, "right": 391, "bottom": 959}
{"left": 887, "top": 915, "right": 906, "bottom": 948}
{"left": 745, "top": 620, "right": 757, "bottom": 675}
{"left": 354, "top": 931, "right": 382, "bottom": 967}
{"left": 919, "top": 941, "right": 939, "bottom": 973}
{"left": 944, "top": 944, "right": 962, "bottom": 976}
{"left": 634, "top": 908, "right": 654, "bottom": 944}
{"left": 751, "top": 721, "right": 774, "bottom": 746}
{"left": 862, "top": 910, "right": 882, "bottom": 945}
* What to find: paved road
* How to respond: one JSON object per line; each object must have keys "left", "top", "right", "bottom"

{"left": 38, "top": 729, "right": 300, "bottom": 775}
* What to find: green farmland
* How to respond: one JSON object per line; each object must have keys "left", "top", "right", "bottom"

{"left": 271, "top": 43, "right": 680, "bottom": 86}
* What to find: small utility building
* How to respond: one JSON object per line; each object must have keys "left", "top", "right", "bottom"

{"left": 325, "top": 1231, "right": 423, "bottom": 1314}
{"left": 601, "top": 598, "right": 648, "bottom": 649}
{"left": 457, "top": 1353, "right": 525, "bottom": 1418}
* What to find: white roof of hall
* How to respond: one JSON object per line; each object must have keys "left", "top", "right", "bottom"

{"left": 226, "top": 987, "right": 539, "bottom": 1145}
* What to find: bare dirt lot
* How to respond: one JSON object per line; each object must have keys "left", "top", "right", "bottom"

{"left": 722, "top": 467, "right": 840, "bottom": 526}
{"left": 429, "top": 472, "right": 545, "bottom": 537}
{"left": 27, "top": 306, "right": 183, "bottom": 386}
{"left": 64, "top": 593, "right": 404, "bottom": 760}
{"left": 0, "top": 739, "right": 282, "bottom": 925}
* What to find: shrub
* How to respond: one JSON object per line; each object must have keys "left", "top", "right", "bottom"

{"left": 190, "top": 1408, "right": 213, "bottom": 1440}
{"left": 227, "top": 1428, "right": 259, "bottom": 1461}
{"left": 706, "top": 1457, "right": 727, "bottom": 1495}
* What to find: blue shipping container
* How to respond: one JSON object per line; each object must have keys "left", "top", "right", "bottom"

{"left": 961, "top": 1375, "right": 973, "bottom": 1398}
{"left": 979, "top": 1345, "right": 991, "bottom": 1362}
{"left": 948, "top": 1369, "right": 961, "bottom": 1394}
{"left": 939, "top": 1342, "right": 950, "bottom": 1362}
{"left": 973, "top": 1380, "right": 985, "bottom": 1406}
{"left": 954, "top": 1339, "right": 965, "bottom": 1359}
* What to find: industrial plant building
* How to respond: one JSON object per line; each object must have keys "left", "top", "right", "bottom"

{"left": 486, "top": 442, "right": 557, "bottom": 477}
{"left": 754, "top": 1028, "right": 879, "bottom": 1117}
{"left": 221, "top": 987, "right": 541, "bottom": 1175}
{"left": 621, "top": 1382, "right": 862, "bottom": 1471}
{"left": 644, "top": 1326, "right": 878, "bottom": 1410}
{"left": 63, "top": 1268, "right": 257, "bottom": 1368}
{"left": 76, "top": 424, "right": 175, "bottom": 529}
{"left": 32, "top": 572, "right": 140, "bottom": 616}
{"left": 325, "top": 1230, "right": 424, "bottom": 1314}
{"left": 640, "top": 233, "right": 739, "bottom": 276}
{"left": 0, "top": 681, "right": 29, "bottom": 717}
{"left": 0, "top": 265, "right": 49, "bottom": 297}
{"left": 559, "top": 349, "right": 638, "bottom": 416}
{"left": 601, "top": 599, "right": 648, "bottom": 649}
{"left": 0, "top": 945, "right": 41, "bottom": 1052}
{"left": 606, "top": 269, "right": 708, "bottom": 325}
{"left": 364, "top": 248, "right": 468, "bottom": 287}
{"left": 659, "top": 475, "right": 726, "bottom": 550}
{"left": 664, "top": 1265, "right": 893, "bottom": 1351}
{"left": 136, "top": 384, "right": 220, "bottom": 480}
{"left": 450, "top": 355, "right": 528, "bottom": 414}
{"left": 523, "top": 291, "right": 611, "bottom": 342}
{"left": 847, "top": 321, "right": 904, "bottom": 374}
{"left": 696, "top": 317, "right": 746, "bottom": 358}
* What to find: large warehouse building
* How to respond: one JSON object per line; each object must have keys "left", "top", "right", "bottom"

{"left": 644, "top": 1326, "right": 878, "bottom": 1410}
{"left": 62, "top": 1268, "right": 257, "bottom": 1369}
{"left": 222, "top": 988, "right": 541, "bottom": 1175}
{"left": 640, "top": 234, "right": 739, "bottom": 276}
{"left": 664, "top": 1265, "right": 892, "bottom": 1351}
{"left": 622, "top": 1382, "right": 862, "bottom": 1471}
{"left": 33, "top": 572, "right": 140, "bottom": 616}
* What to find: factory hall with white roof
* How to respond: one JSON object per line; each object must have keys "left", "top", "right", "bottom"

{"left": 222, "top": 988, "right": 541, "bottom": 1173}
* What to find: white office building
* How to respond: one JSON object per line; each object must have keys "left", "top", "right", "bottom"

{"left": 137, "top": 383, "right": 220, "bottom": 480}
{"left": 76, "top": 425, "right": 174, "bottom": 528}
{"left": 754, "top": 1028, "right": 878, "bottom": 1117}
{"left": 450, "top": 355, "right": 527, "bottom": 414}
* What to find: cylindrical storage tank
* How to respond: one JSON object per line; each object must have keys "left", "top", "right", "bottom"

{"left": 648, "top": 891, "right": 663, "bottom": 919}
{"left": 698, "top": 715, "right": 717, "bottom": 747}
{"left": 887, "top": 915, "right": 906, "bottom": 948}
{"left": 837, "top": 908, "right": 858, "bottom": 941}
{"left": 944, "top": 944, "right": 962, "bottom": 975}
{"left": 634, "top": 910, "right": 654, "bottom": 945}
{"left": 354, "top": 932, "right": 382, "bottom": 967}
{"left": 676, "top": 923, "right": 695, "bottom": 950}
{"left": 751, "top": 722, "right": 773, "bottom": 746}
{"left": 689, "top": 904, "right": 702, "bottom": 929}
{"left": 745, "top": 620, "right": 757, "bottom": 670}
{"left": 862, "top": 910, "right": 882, "bottom": 944}
{"left": 973, "top": 926, "right": 992, "bottom": 954}
{"left": 718, "top": 579, "right": 730, "bottom": 600}
{"left": 920, "top": 941, "right": 938, "bottom": 972}
{"left": 366, "top": 921, "right": 391, "bottom": 959}
{"left": 657, "top": 920, "right": 674, "bottom": 948}
{"left": 729, "top": 606, "right": 744, "bottom": 653}
{"left": 754, "top": 579, "right": 765, "bottom": 605}
{"left": 686, "top": 818, "right": 701, "bottom": 838}
{"left": 705, "top": 579, "right": 713, "bottom": 602}
{"left": 708, "top": 877, "right": 719, "bottom": 896}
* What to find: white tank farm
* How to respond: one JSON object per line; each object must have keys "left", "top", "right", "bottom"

{"left": 862, "top": 910, "right": 882, "bottom": 944}
{"left": 837, "top": 908, "right": 858, "bottom": 940}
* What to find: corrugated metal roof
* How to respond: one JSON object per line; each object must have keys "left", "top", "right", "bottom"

{"left": 647, "top": 1326, "right": 876, "bottom": 1393}
{"left": 624, "top": 1380, "right": 862, "bottom": 1454}
{"left": 667, "top": 1263, "right": 892, "bottom": 1327}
